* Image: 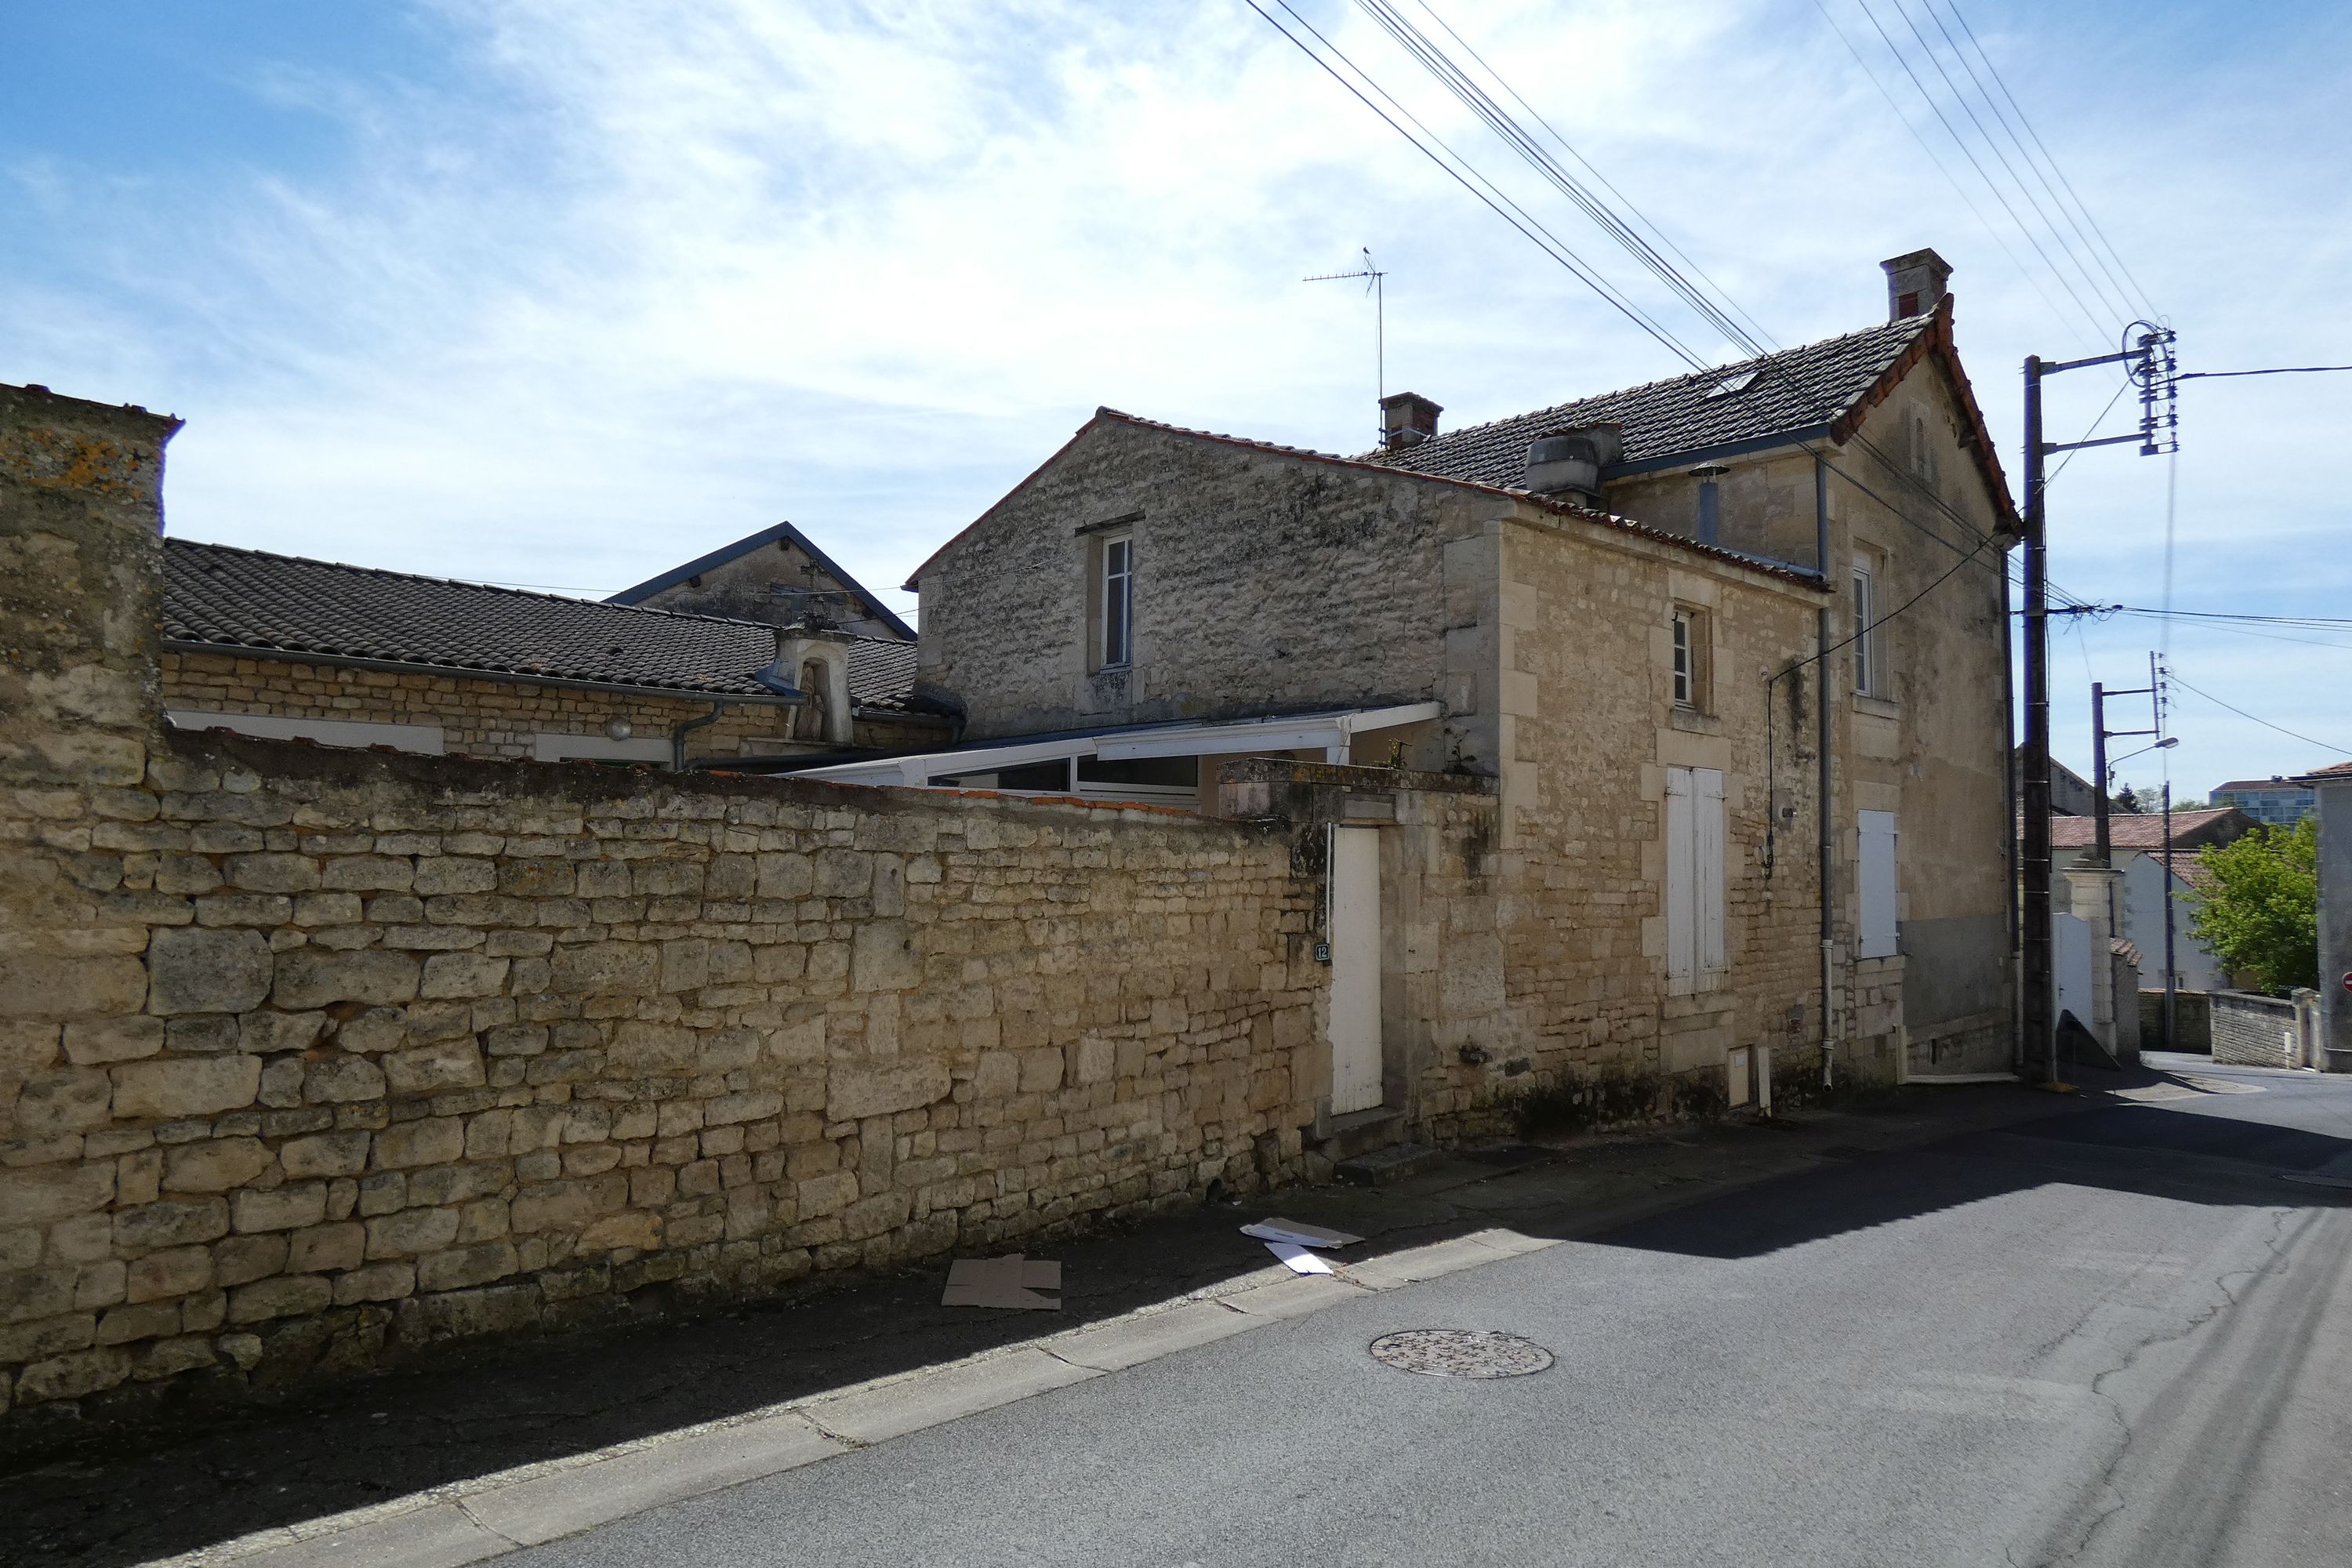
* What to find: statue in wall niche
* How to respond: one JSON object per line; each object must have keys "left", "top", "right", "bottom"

{"left": 793, "top": 659, "right": 830, "bottom": 742}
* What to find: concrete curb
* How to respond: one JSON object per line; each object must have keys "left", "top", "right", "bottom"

{"left": 137, "top": 1228, "right": 1559, "bottom": 1567}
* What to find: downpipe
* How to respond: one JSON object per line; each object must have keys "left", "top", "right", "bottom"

{"left": 670, "top": 701, "right": 727, "bottom": 771}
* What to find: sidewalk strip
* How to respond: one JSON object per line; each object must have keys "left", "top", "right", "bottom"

{"left": 1048, "top": 1298, "right": 1264, "bottom": 1372}
{"left": 142, "top": 1225, "right": 1563, "bottom": 1568}
{"left": 461, "top": 1411, "right": 845, "bottom": 1548}
{"left": 800, "top": 1345, "right": 1099, "bottom": 1446}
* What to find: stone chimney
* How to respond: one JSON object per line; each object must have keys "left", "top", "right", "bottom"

{"left": 1880, "top": 248, "right": 1954, "bottom": 321}
{"left": 1379, "top": 391, "right": 1442, "bottom": 451}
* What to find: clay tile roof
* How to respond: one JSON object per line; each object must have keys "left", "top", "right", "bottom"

{"left": 159, "top": 538, "right": 944, "bottom": 716}
{"left": 2046, "top": 808, "right": 2245, "bottom": 850}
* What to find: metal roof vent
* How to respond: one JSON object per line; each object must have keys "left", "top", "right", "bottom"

{"left": 1525, "top": 433, "right": 1602, "bottom": 499}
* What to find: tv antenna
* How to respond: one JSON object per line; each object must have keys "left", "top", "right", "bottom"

{"left": 1305, "top": 248, "right": 1388, "bottom": 426}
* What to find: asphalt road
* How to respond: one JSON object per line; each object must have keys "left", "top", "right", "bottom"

{"left": 506, "top": 1058, "right": 2352, "bottom": 1568}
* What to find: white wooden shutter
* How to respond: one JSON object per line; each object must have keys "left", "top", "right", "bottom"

{"left": 1859, "top": 810, "right": 1900, "bottom": 959}
{"left": 1695, "top": 768, "right": 1726, "bottom": 984}
{"left": 1664, "top": 768, "right": 1693, "bottom": 984}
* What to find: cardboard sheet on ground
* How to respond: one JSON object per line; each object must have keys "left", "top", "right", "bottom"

{"left": 1240, "top": 1218, "right": 1363, "bottom": 1250}
{"left": 941, "top": 1254, "right": 1062, "bottom": 1309}
{"left": 1265, "top": 1240, "right": 1335, "bottom": 1275}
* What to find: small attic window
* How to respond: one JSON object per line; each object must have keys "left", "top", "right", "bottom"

{"left": 1706, "top": 368, "right": 1760, "bottom": 399}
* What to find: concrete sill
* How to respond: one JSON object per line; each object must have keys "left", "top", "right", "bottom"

{"left": 1852, "top": 693, "right": 1901, "bottom": 720}
{"left": 1668, "top": 707, "right": 1722, "bottom": 735}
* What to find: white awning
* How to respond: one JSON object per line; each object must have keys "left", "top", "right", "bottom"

{"left": 794, "top": 702, "right": 1443, "bottom": 789}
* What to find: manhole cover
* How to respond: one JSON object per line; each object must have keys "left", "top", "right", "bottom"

{"left": 1368, "top": 1330, "right": 1554, "bottom": 1378}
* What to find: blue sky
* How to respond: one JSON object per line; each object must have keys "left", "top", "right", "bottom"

{"left": 4, "top": 1, "right": 2347, "bottom": 798}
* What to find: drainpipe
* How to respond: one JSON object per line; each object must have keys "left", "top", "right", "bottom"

{"left": 670, "top": 701, "right": 727, "bottom": 771}
{"left": 1816, "top": 454, "right": 1837, "bottom": 1089}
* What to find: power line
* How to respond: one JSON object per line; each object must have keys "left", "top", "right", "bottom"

{"left": 1405, "top": 0, "right": 1781, "bottom": 354}
{"left": 2178, "top": 365, "right": 2352, "bottom": 379}
{"left": 1353, "top": 0, "right": 1771, "bottom": 358}
{"left": 1918, "top": 0, "right": 2143, "bottom": 325}
{"left": 1937, "top": 0, "right": 2161, "bottom": 321}
{"left": 1886, "top": 0, "right": 2132, "bottom": 332}
{"left": 1243, "top": 0, "right": 1708, "bottom": 368}
{"left": 1810, "top": 0, "right": 2092, "bottom": 349}
{"left": 1849, "top": 0, "right": 2116, "bottom": 342}
{"left": 2167, "top": 670, "right": 2352, "bottom": 756}
{"left": 2043, "top": 375, "right": 2132, "bottom": 485}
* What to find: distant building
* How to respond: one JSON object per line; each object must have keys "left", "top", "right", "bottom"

{"left": 2012, "top": 746, "right": 2105, "bottom": 816}
{"left": 2049, "top": 808, "right": 2256, "bottom": 995}
{"left": 609, "top": 521, "right": 916, "bottom": 642}
{"left": 2208, "top": 775, "right": 2317, "bottom": 828}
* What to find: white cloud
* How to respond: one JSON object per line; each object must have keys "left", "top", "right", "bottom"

{"left": 2, "top": 0, "right": 2345, "bottom": 790}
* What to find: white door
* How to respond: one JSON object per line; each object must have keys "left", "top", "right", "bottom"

{"left": 1328, "top": 826, "right": 1383, "bottom": 1115}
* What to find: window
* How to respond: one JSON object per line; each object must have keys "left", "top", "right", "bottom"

{"left": 1099, "top": 533, "right": 1134, "bottom": 670}
{"left": 1664, "top": 766, "right": 1726, "bottom": 992}
{"left": 1671, "top": 607, "right": 1708, "bottom": 710}
{"left": 1705, "top": 368, "right": 1759, "bottom": 400}
{"left": 1850, "top": 555, "right": 1881, "bottom": 697}
{"left": 1858, "top": 811, "right": 1900, "bottom": 958}
{"left": 1907, "top": 412, "right": 1939, "bottom": 488}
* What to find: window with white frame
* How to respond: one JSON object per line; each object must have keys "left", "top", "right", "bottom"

{"left": 1098, "top": 532, "right": 1134, "bottom": 670}
{"left": 1850, "top": 554, "right": 1882, "bottom": 697}
{"left": 1671, "top": 606, "right": 1708, "bottom": 710}
{"left": 1664, "top": 765, "right": 1726, "bottom": 992}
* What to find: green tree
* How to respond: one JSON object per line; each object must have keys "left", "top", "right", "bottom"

{"left": 2185, "top": 818, "right": 2319, "bottom": 993}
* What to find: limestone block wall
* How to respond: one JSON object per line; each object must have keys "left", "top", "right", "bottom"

{"left": 0, "top": 738, "right": 1322, "bottom": 1417}
{"left": 912, "top": 415, "right": 1504, "bottom": 769}
{"left": 1493, "top": 508, "right": 1834, "bottom": 1114}
{"left": 0, "top": 384, "right": 1325, "bottom": 1420}
{"left": 2210, "top": 990, "right": 2296, "bottom": 1068}
{"left": 161, "top": 651, "right": 946, "bottom": 762}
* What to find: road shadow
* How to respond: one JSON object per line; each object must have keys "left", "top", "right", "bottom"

{"left": 1553, "top": 1068, "right": 2352, "bottom": 1263}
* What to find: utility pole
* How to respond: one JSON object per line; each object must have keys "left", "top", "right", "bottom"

{"left": 2018, "top": 324, "right": 2178, "bottom": 1088}
{"left": 2157, "top": 654, "right": 2180, "bottom": 1051}
{"left": 2022, "top": 356, "right": 2055, "bottom": 1085}
{"left": 2092, "top": 673, "right": 2163, "bottom": 975}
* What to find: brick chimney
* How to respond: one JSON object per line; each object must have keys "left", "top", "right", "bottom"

{"left": 1880, "top": 248, "right": 1953, "bottom": 321}
{"left": 1379, "top": 391, "right": 1442, "bottom": 451}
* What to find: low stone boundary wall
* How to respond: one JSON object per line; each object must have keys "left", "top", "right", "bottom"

{"left": 1, "top": 385, "right": 1338, "bottom": 1421}
{"left": 2140, "top": 989, "right": 2211, "bottom": 1053}
{"left": 2209, "top": 990, "right": 2295, "bottom": 1068}
{"left": 0, "top": 737, "right": 1325, "bottom": 1418}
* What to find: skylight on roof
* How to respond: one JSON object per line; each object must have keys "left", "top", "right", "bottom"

{"left": 1706, "top": 368, "right": 1761, "bottom": 399}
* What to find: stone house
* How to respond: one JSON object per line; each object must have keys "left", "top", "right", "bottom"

{"left": 158, "top": 539, "right": 952, "bottom": 767}
{"left": 818, "top": 249, "right": 2020, "bottom": 1118}
{"left": 608, "top": 519, "right": 916, "bottom": 643}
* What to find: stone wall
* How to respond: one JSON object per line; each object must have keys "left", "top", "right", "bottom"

{"left": 912, "top": 414, "right": 1502, "bottom": 768}
{"left": 161, "top": 650, "right": 946, "bottom": 763}
{"left": 2210, "top": 990, "right": 2296, "bottom": 1068}
{"left": 0, "top": 384, "right": 1328, "bottom": 1421}
{"left": 2141, "top": 989, "right": 2211, "bottom": 1052}
{"left": 1492, "top": 506, "right": 1835, "bottom": 1115}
